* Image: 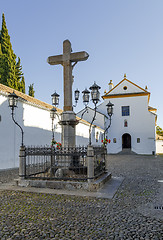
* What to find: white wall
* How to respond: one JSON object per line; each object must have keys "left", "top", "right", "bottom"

{"left": 110, "top": 80, "right": 144, "bottom": 95}
{"left": 76, "top": 121, "right": 104, "bottom": 146}
{"left": 0, "top": 95, "right": 104, "bottom": 169}
{"left": 97, "top": 95, "right": 156, "bottom": 154}
{"left": 0, "top": 95, "right": 21, "bottom": 169}
{"left": 156, "top": 140, "right": 163, "bottom": 154}
{"left": 77, "top": 107, "right": 106, "bottom": 129}
{"left": 23, "top": 103, "right": 62, "bottom": 146}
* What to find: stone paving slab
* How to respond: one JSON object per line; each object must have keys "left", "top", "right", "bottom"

{"left": 0, "top": 176, "right": 124, "bottom": 199}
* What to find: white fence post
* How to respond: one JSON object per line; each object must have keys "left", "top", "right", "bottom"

{"left": 87, "top": 145, "right": 94, "bottom": 184}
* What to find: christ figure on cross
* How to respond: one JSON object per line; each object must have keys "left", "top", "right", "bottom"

{"left": 47, "top": 39, "right": 89, "bottom": 111}
{"left": 47, "top": 40, "right": 89, "bottom": 147}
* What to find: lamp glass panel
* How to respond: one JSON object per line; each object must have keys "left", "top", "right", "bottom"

{"left": 14, "top": 98, "right": 17, "bottom": 107}
{"left": 107, "top": 106, "right": 113, "bottom": 115}
{"left": 9, "top": 96, "right": 17, "bottom": 108}
{"left": 91, "top": 90, "right": 100, "bottom": 101}
{"left": 52, "top": 96, "right": 59, "bottom": 106}
{"left": 83, "top": 93, "right": 89, "bottom": 103}
{"left": 75, "top": 90, "right": 80, "bottom": 101}
{"left": 50, "top": 111, "right": 55, "bottom": 119}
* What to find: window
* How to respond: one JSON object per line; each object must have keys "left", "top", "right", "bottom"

{"left": 124, "top": 120, "right": 128, "bottom": 127}
{"left": 0, "top": 115, "right": 1, "bottom": 122}
{"left": 122, "top": 106, "right": 130, "bottom": 116}
{"left": 137, "top": 138, "right": 140, "bottom": 143}
{"left": 96, "top": 132, "right": 99, "bottom": 142}
{"left": 123, "top": 86, "right": 127, "bottom": 90}
{"left": 113, "top": 138, "right": 116, "bottom": 143}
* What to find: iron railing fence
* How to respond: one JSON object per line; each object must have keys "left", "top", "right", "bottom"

{"left": 24, "top": 145, "right": 106, "bottom": 181}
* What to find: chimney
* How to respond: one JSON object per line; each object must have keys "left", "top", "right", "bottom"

{"left": 108, "top": 80, "right": 114, "bottom": 91}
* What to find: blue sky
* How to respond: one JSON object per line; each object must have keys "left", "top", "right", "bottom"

{"left": 1, "top": 0, "right": 163, "bottom": 127}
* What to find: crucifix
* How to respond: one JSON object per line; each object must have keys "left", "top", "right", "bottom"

{"left": 47, "top": 39, "right": 89, "bottom": 111}
{"left": 47, "top": 40, "right": 89, "bottom": 147}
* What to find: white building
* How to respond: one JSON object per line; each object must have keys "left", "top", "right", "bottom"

{"left": 0, "top": 83, "right": 104, "bottom": 169}
{"left": 0, "top": 74, "right": 158, "bottom": 169}
{"left": 78, "top": 74, "right": 157, "bottom": 155}
{"left": 156, "top": 134, "right": 163, "bottom": 154}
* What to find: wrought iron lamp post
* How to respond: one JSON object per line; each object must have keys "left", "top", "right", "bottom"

{"left": 50, "top": 107, "right": 57, "bottom": 140}
{"left": 82, "top": 88, "right": 90, "bottom": 107}
{"left": 104, "top": 101, "right": 114, "bottom": 143}
{"left": 73, "top": 89, "right": 80, "bottom": 107}
{"left": 76, "top": 83, "right": 101, "bottom": 145}
{"left": 89, "top": 82, "right": 101, "bottom": 145}
{"left": 50, "top": 91, "right": 60, "bottom": 141}
{"left": 79, "top": 88, "right": 90, "bottom": 120}
{"left": 72, "top": 82, "right": 101, "bottom": 145}
{"left": 8, "top": 92, "right": 24, "bottom": 147}
{"left": 51, "top": 91, "right": 60, "bottom": 106}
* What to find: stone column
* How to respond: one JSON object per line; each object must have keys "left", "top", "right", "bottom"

{"left": 87, "top": 145, "right": 94, "bottom": 184}
{"left": 19, "top": 146, "right": 26, "bottom": 180}
{"left": 60, "top": 111, "right": 78, "bottom": 147}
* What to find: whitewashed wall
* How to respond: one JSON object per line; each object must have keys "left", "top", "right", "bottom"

{"left": 0, "top": 95, "right": 20, "bottom": 169}
{"left": 97, "top": 95, "right": 156, "bottom": 155}
{"left": 77, "top": 107, "right": 106, "bottom": 129}
{"left": 0, "top": 95, "right": 104, "bottom": 169}
{"left": 156, "top": 140, "right": 163, "bottom": 154}
{"left": 76, "top": 121, "right": 103, "bottom": 146}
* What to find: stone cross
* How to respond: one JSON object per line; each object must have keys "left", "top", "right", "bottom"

{"left": 47, "top": 40, "right": 89, "bottom": 111}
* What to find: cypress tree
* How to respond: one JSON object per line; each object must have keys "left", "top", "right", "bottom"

{"left": 0, "top": 13, "right": 17, "bottom": 89}
{"left": 28, "top": 83, "right": 35, "bottom": 97}
{"left": 0, "top": 13, "right": 35, "bottom": 96}
{"left": 16, "top": 57, "right": 25, "bottom": 92}
{"left": 0, "top": 43, "right": 4, "bottom": 82}
{"left": 19, "top": 76, "right": 25, "bottom": 93}
{"left": 16, "top": 57, "right": 23, "bottom": 81}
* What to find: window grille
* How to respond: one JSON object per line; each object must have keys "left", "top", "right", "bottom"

{"left": 122, "top": 106, "right": 130, "bottom": 116}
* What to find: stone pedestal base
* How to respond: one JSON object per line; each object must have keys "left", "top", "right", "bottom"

{"left": 16, "top": 172, "right": 112, "bottom": 192}
{"left": 59, "top": 111, "right": 78, "bottom": 147}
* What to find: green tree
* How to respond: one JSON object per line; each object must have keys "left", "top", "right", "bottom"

{"left": 0, "top": 43, "right": 4, "bottom": 83}
{"left": 16, "top": 57, "right": 25, "bottom": 92}
{"left": 16, "top": 57, "right": 23, "bottom": 81}
{"left": 19, "top": 76, "right": 25, "bottom": 93}
{"left": 28, "top": 83, "right": 35, "bottom": 97}
{"left": 156, "top": 126, "right": 163, "bottom": 136}
{"left": 0, "top": 13, "right": 17, "bottom": 89}
{"left": 0, "top": 13, "right": 29, "bottom": 95}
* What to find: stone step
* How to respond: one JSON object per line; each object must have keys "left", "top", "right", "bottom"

{"left": 89, "top": 172, "right": 112, "bottom": 191}
{"left": 117, "top": 149, "right": 137, "bottom": 155}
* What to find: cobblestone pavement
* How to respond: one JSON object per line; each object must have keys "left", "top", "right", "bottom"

{"left": 0, "top": 168, "right": 18, "bottom": 184}
{"left": 0, "top": 155, "right": 163, "bottom": 239}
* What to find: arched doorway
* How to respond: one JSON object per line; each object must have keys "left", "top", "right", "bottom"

{"left": 122, "top": 133, "right": 131, "bottom": 149}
